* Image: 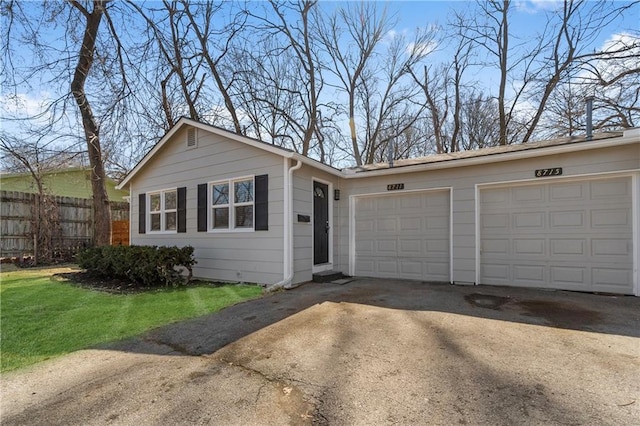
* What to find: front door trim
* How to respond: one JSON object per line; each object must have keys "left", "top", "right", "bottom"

{"left": 312, "top": 177, "right": 333, "bottom": 273}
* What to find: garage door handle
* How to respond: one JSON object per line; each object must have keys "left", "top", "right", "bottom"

{"left": 326, "top": 221, "right": 330, "bottom": 232}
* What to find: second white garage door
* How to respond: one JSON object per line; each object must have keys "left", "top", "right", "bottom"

{"left": 354, "top": 190, "right": 450, "bottom": 281}
{"left": 479, "top": 176, "right": 633, "bottom": 294}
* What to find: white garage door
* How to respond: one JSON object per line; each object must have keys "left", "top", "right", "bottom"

{"left": 480, "top": 176, "right": 633, "bottom": 294}
{"left": 354, "top": 190, "right": 450, "bottom": 281}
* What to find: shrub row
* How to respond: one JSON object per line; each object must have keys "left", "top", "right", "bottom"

{"left": 77, "top": 245, "right": 197, "bottom": 287}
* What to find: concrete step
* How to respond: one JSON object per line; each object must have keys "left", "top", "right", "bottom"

{"left": 312, "top": 270, "right": 345, "bottom": 283}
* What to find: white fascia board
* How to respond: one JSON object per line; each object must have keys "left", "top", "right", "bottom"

{"left": 343, "top": 134, "right": 639, "bottom": 179}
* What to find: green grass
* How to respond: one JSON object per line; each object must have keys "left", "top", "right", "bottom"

{"left": 0, "top": 266, "right": 263, "bottom": 372}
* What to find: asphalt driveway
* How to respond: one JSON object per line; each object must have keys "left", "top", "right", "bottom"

{"left": 2, "top": 279, "right": 639, "bottom": 425}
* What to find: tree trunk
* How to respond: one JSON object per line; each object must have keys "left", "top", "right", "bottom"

{"left": 70, "top": 0, "right": 111, "bottom": 246}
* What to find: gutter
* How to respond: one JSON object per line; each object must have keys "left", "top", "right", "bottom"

{"left": 266, "top": 159, "right": 302, "bottom": 292}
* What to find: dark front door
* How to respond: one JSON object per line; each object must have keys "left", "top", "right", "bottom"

{"left": 313, "top": 181, "right": 329, "bottom": 265}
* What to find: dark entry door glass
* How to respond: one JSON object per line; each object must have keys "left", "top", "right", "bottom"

{"left": 313, "top": 181, "right": 329, "bottom": 265}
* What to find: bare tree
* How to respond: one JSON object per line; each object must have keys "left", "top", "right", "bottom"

{"left": 68, "top": 0, "right": 112, "bottom": 246}
{"left": 317, "top": 2, "right": 392, "bottom": 165}
{"left": 358, "top": 29, "right": 433, "bottom": 164}
{"left": 246, "top": 0, "right": 326, "bottom": 158}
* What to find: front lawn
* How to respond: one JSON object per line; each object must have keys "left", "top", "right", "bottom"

{"left": 0, "top": 266, "right": 263, "bottom": 372}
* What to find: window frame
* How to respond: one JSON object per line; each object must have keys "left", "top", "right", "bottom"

{"left": 147, "top": 188, "right": 178, "bottom": 233}
{"left": 208, "top": 176, "right": 255, "bottom": 233}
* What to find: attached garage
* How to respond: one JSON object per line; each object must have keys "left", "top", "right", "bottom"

{"left": 479, "top": 175, "right": 634, "bottom": 294}
{"left": 353, "top": 189, "right": 451, "bottom": 282}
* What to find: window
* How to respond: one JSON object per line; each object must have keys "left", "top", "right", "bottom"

{"left": 148, "top": 189, "right": 177, "bottom": 232}
{"left": 209, "top": 177, "right": 254, "bottom": 231}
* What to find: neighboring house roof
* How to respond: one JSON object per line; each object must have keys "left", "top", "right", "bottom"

{"left": 0, "top": 167, "right": 129, "bottom": 201}
{"left": 117, "top": 117, "right": 640, "bottom": 187}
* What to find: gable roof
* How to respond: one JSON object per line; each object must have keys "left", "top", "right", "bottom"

{"left": 117, "top": 117, "right": 342, "bottom": 189}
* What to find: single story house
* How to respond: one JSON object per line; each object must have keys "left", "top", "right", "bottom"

{"left": 117, "top": 118, "right": 639, "bottom": 296}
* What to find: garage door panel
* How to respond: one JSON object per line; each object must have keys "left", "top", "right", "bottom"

{"left": 550, "top": 239, "right": 586, "bottom": 255}
{"left": 480, "top": 176, "right": 633, "bottom": 294}
{"left": 591, "top": 209, "right": 629, "bottom": 227}
{"left": 426, "top": 216, "right": 449, "bottom": 229}
{"left": 482, "top": 264, "right": 510, "bottom": 281}
{"left": 376, "top": 197, "right": 396, "bottom": 211}
{"left": 550, "top": 211, "right": 585, "bottom": 227}
{"left": 426, "top": 262, "right": 449, "bottom": 280}
{"left": 399, "top": 217, "right": 421, "bottom": 231}
{"left": 592, "top": 268, "right": 632, "bottom": 291}
{"left": 481, "top": 188, "right": 508, "bottom": 204}
{"left": 355, "top": 191, "right": 450, "bottom": 282}
{"left": 514, "top": 239, "right": 545, "bottom": 255}
{"left": 400, "top": 196, "right": 422, "bottom": 209}
{"left": 399, "top": 239, "right": 422, "bottom": 255}
{"left": 591, "top": 239, "right": 630, "bottom": 256}
{"left": 550, "top": 266, "right": 585, "bottom": 284}
{"left": 482, "top": 239, "right": 509, "bottom": 254}
{"left": 514, "top": 186, "right": 545, "bottom": 202}
{"left": 482, "top": 213, "right": 509, "bottom": 229}
{"left": 514, "top": 212, "right": 545, "bottom": 228}
{"left": 514, "top": 265, "right": 545, "bottom": 283}
{"left": 356, "top": 219, "right": 374, "bottom": 232}
{"left": 376, "top": 239, "right": 397, "bottom": 254}
{"left": 426, "top": 239, "right": 449, "bottom": 253}
{"left": 376, "top": 218, "right": 397, "bottom": 232}
{"left": 399, "top": 260, "right": 423, "bottom": 277}
{"left": 377, "top": 260, "right": 398, "bottom": 275}
{"left": 590, "top": 179, "right": 629, "bottom": 198}
{"left": 550, "top": 183, "right": 583, "bottom": 200}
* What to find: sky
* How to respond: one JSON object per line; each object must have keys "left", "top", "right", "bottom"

{"left": 3, "top": 1, "right": 637, "bottom": 120}
{"left": 1, "top": 0, "right": 638, "bottom": 169}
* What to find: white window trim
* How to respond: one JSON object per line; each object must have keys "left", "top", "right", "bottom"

{"left": 208, "top": 175, "right": 255, "bottom": 233}
{"left": 147, "top": 188, "right": 178, "bottom": 234}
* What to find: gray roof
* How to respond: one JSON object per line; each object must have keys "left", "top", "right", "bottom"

{"left": 347, "top": 132, "right": 624, "bottom": 173}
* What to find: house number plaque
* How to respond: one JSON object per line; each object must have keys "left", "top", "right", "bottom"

{"left": 387, "top": 183, "right": 405, "bottom": 191}
{"left": 534, "top": 167, "right": 562, "bottom": 178}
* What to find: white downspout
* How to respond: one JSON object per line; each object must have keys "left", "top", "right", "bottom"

{"left": 267, "top": 158, "right": 302, "bottom": 292}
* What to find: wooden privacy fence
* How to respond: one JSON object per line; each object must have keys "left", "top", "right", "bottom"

{"left": 0, "top": 190, "right": 129, "bottom": 259}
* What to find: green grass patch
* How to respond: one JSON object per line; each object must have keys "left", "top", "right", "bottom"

{"left": 0, "top": 267, "right": 263, "bottom": 372}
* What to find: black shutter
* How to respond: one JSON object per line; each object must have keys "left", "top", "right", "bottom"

{"left": 255, "top": 174, "right": 268, "bottom": 231}
{"left": 197, "top": 183, "right": 207, "bottom": 232}
{"left": 138, "top": 193, "right": 146, "bottom": 234}
{"left": 177, "top": 187, "right": 187, "bottom": 233}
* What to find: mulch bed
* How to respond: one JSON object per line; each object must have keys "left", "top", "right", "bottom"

{"left": 55, "top": 271, "right": 218, "bottom": 294}
{"left": 55, "top": 271, "right": 150, "bottom": 294}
